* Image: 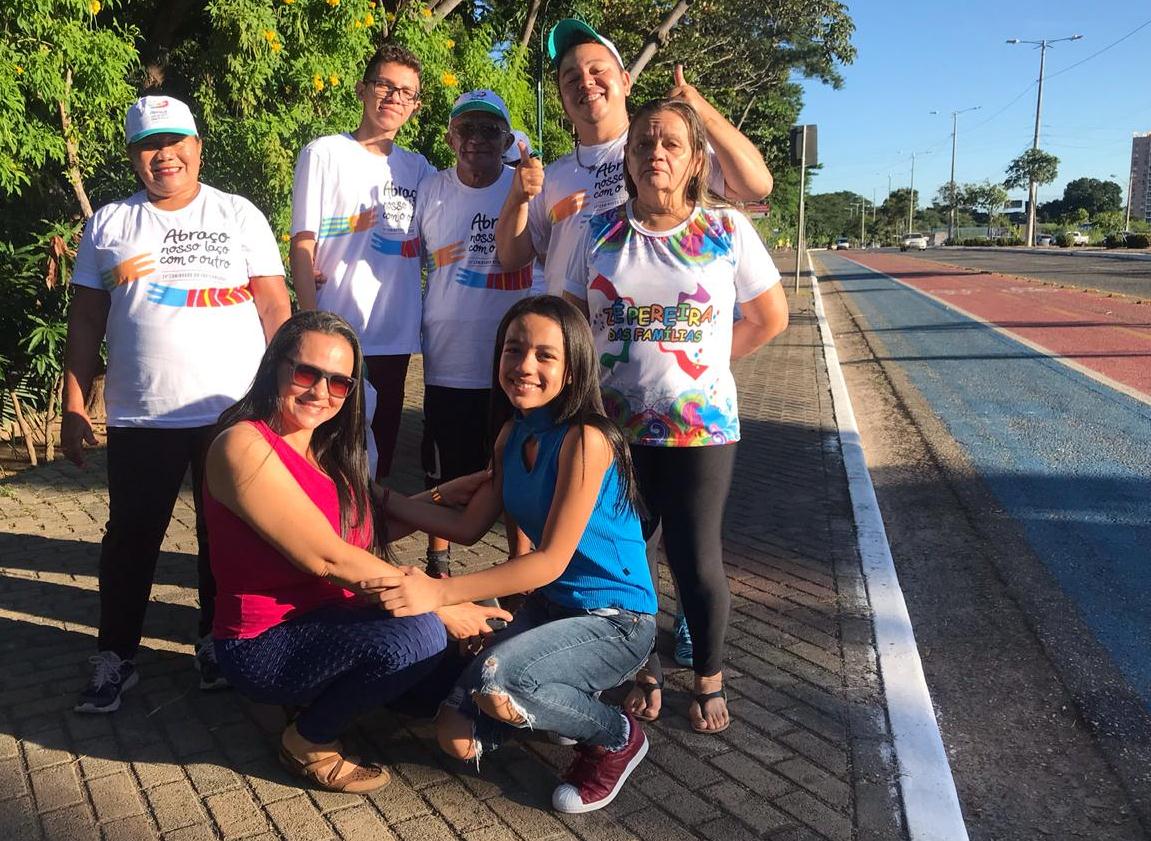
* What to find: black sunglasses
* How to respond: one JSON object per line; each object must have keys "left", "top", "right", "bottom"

{"left": 451, "top": 122, "right": 509, "bottom": 142}
{"left": 286, "top": 360, "right": 357, "bottom": 399}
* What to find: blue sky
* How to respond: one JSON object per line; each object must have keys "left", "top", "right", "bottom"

{"left": 797, "top": 2, "right": 1151, "bottom": 208}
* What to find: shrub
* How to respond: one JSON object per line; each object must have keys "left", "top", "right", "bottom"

{"left": 1126, "top": 233, "right": 1150, "bottom": 249}
{"left": 962, "top": 237, "right": 992, "bottom": 247}
{"left": 1104, "top": 233, "right": 1127, "bottom": 248}
{"left": 1055, "top": 232, "right": 1075, "bottom": 248}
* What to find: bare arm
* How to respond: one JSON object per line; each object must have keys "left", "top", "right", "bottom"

{"left": 61, "top": 286, "right": 110, "bottom": 467}
{"left": 375, "top": 424, "right": 615, "bottom": 613}
{"left": 249, "top": 274, "right": 291, "bottom": 343}
{"left": 668, "top": 64, "right": 773, "bottom": 200}
{"left": 206, "top": 424, "right": 401, "bottom": 589}
{"left": 731, "top": 283, "right": 789, "bottom": 359}
{"left": 495, "top": 142, "right": 543, "bottom": 271}
{"left": 289, "top": 233, "right": 319, "bottom": 311}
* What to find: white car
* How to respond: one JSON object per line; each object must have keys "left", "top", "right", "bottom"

{"left": 834, "top": 237, "right": 851, "bottom": 250}
{"left": 901, "top": 232, "right": 928, "bottom": 251}
{"left": 1064, "top": 230, "right": 1089, "bottom": 246}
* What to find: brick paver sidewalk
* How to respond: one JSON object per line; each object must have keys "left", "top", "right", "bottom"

{"left": 0, "top": 260, "right": 908, "bottom": 840}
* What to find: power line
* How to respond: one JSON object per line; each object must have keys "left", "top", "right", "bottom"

{"left": 1046, "top": 18, "right": 1151, "bottom": 80}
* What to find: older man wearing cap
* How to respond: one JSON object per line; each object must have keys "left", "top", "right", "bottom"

{"left": 495, "top": 18, "right": 774, "bottom": 298}
{"left": 290, "top": 44, "right": 436, "bottom": 481}
{"left": 62, "top": 94, "right": 290, "bottom": 713}
{"left": 415, "top": 89, "right": 534, "bottom": 576}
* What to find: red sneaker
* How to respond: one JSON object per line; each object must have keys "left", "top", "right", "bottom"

{"left": 551, "top": 712, "right": 648, "bottom": 813}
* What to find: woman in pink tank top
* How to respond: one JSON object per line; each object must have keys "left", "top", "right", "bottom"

{"left": 204, "top": 311, "right": 508, "bottom": 794}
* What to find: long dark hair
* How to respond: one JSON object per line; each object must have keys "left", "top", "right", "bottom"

{"left": 216, "top": 311, "right": 381, "bottom": 553}
{"left": 489, "top": 295, "right": 640, "bottom": 512}
{"left": 624, "top": 98, "right": 720, "bottom": 208}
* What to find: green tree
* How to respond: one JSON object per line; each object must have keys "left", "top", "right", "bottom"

{"left": 961, "top": 181, "right": 1008, "bottom": 237}
{"left": 1003, "top": 148, "right": 1059, "bottom": 191}
{"left": 1061, "top": 177, "right": 1122, "bottom": 216}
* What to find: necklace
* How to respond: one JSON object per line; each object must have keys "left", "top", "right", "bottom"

{"left": 574, "top": 141, "right": 597, "bottom": 173}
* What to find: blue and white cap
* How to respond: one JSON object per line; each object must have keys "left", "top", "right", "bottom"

{"left": 449, "top": 90, "right": 511, "bottom": 127}
{"left": 125, "top": 96, "right": 198, "bottom": 145}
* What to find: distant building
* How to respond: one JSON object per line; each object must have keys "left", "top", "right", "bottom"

{"left": 1131, "top": 132, "right": 1151, "bottom": 224}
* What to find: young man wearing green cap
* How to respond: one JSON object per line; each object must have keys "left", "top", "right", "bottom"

{"left": 416, "top": 90, "right": 534, "bottom": 576}
{"left": 495, "top": 18, "right": 774, "bottom": 298}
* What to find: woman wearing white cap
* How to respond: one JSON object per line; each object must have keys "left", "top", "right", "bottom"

{"left": 62, "top": 94, "right": 291, "bottom": 714}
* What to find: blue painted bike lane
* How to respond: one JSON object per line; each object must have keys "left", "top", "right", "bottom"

{"left": 819, "top": 252, "right": 1151, "bottom": 709}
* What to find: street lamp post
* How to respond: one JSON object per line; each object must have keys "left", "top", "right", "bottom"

{"left": 907, "top": 151, "right": 930, "bottom": 234}
{"left": 932, "top": 106, "right": 981, "bottom": 244}
{"left": 1007, "top": 34, "right": 1083, "bottom": 246}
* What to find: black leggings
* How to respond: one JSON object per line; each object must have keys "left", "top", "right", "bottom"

{"left": 631, "top": 443, "right": 737, "bottom": 678}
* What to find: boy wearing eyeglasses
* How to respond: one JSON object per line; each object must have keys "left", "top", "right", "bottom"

{"left": 290, "top": 44, "right": 436, "bottom": 480}
{"left": 415, "top": 90, "right": 534, "bottom": 577}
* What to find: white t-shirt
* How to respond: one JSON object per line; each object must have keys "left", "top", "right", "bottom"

{"left": 417, "top": 167, "right": 533, "bottom": 388}
{"left": 72, "top": 186, "right": 284, "bottom": 428}
{"left": 291, "top": 133, "right": 436, "bottom": 355}
{"left": 565, "top": 203, "right": 780, "bottom": 447}
{"left": 528, "top": 133, "right": 629, "bottom": 297}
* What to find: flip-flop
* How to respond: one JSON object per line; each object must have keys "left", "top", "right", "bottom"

{"left": 278, "top": 744, "right": 391, "bottom": 793}
{"left": 629, "top": 675, "right": 663, "bottom": 723}
{"left": 689, "top": 689, "right": 730, "bottom": 734}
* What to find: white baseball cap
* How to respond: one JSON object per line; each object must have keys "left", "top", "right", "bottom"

{"left": 448, "top": 89, "right": 511, "bottom": 127}
{"left": 503, "top": 130, "right": 534, "bottom": 164}
{"left": 125, "top": 96, "right": 199, "bottom": 145}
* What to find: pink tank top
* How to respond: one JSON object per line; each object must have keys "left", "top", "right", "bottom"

{"left": 206, "top": 420, "right": 372, "bottom": 638}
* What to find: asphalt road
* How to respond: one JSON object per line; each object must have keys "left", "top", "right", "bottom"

{"left": 864, "top": 246, "right": 1151, "bottom": 300}
{"left": 815, "top": 250, "right": 1151, "bottom": 839}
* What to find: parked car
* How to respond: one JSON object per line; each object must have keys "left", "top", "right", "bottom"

{"left": 900, "top": 232, "right": 928, "bottom": 251}
{"left": 1035, "top": 233, "right": 1055, "bottom": 246}
{"left": 834, "top": 237, "right": 851, "bottom": 250}
{"left": 1064, "top": 230, "right": 1089, "bottom": 246}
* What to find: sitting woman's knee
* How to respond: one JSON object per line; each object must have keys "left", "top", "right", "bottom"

{"left": 474, "top": 689, "right": 527, "bottom": 726}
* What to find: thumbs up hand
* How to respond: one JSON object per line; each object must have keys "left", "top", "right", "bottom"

{"left": 512, "top": 141, "right": 544, "bottom": 202}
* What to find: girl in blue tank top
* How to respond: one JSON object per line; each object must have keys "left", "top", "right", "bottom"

{"left": 376, "top": 295, "right": 656, "bottom": 815}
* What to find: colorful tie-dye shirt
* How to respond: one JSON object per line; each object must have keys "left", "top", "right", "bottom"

{"left": 71, "top": 185, "right": 284, "bottom": 427}
{"left": 565, "top": 204, "right": 780, "bottom": 447}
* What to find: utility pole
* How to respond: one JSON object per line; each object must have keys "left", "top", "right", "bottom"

{"left": 932, "top": 106, "right": 981, "bottom": 244}
{"left": 1007, "top": 34, "right": 1083, "bottom": 246}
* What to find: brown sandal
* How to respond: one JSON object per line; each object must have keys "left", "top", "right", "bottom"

{"left": 278, "top": 743, "right": 391, "bottom": 793}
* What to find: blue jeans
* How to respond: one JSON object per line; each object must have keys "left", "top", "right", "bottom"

{"left": 446, "top": 594, "right": 656, "bottom": 755}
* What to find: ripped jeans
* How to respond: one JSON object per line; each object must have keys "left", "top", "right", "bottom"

{"left": 445, "top": 594, "right": 656, "bottom": 755}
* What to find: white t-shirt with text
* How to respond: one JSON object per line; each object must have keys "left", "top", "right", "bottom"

{"left": 565, "top": 203, "right": 780, "bottom": 447}
{"left": 417, "top": 167, "right": 533, "bottom": 389}
{"left": 72, "top": 185, "right": 284, "bottom": 427}
{"left": 291, "top": 133, "right": 436, "bottom": 355}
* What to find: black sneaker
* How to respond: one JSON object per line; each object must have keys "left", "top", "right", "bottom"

{"left": 551, "top": 712, "right": 648, "bottom": 813}
{"left": 75, "top": 651, "right": 138, "bottom": 714}
{"left": 195, "top": 635, "right": 230, "bottom": 691}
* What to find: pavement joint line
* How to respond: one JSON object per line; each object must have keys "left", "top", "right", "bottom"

{"left": 809, "top": 252, "right": 969, "bottom": 841}
{"left": 836, "top": 254, "right": 1151, "bottom": 410}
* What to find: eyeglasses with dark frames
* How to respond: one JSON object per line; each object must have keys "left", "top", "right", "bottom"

{"left": 285, "top": 360, "right": 358, "bottom": 399}
{"left": 363, "top": 79, "right": 421, "bottom": 104}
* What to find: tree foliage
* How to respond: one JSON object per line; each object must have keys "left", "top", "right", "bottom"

{"left": 1003, "top": 148, "right": 1059, "bottom": 191}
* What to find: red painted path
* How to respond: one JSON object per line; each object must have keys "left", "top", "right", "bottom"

{"left": 835, "top": 252, "right": 1151, "bottom": 399}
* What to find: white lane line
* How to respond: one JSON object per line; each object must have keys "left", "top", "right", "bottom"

{"left": 808, "top": 255, "right": 969, "bottom": 841}
{"left": 836, "top": 255, "right": 1151, "bottom": 409}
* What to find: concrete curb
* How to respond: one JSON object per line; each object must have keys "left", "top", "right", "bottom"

{"left": 808, "top": 255, "right": 969, "bottom": 841}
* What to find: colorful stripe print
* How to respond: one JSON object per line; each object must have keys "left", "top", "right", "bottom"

{"left": 317, "top": 209, "right": 377, "bottom": 239}
{"left": 548, "top": 191, "right": 585, "bottom": 224}
{"left": 370, "top": 233, "right": 421, "bottom": 258}
{"left": 455, "top": 264, "right": 534, "bottom": 291}
{"left": 146, "top": 283, "right": 254, "bottom": 308}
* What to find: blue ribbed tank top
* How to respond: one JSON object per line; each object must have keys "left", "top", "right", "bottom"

{"left": 501, "top": 407, "right": 656, "bottom": 613}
